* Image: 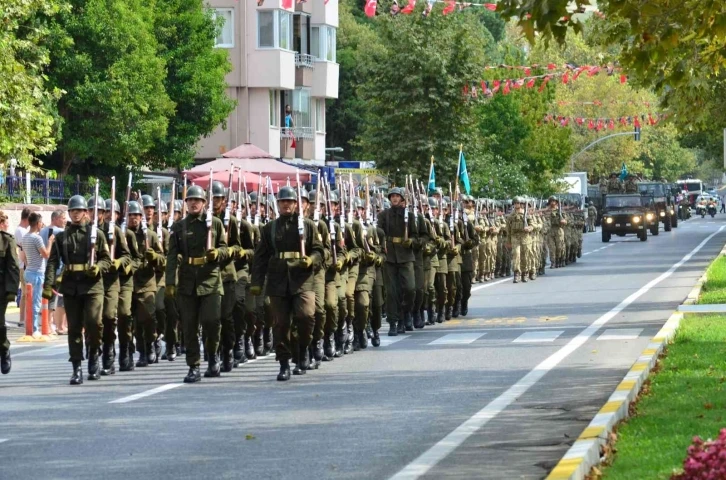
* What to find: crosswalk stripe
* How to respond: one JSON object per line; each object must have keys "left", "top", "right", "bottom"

{"left": 512, "top": 330, "right": 564, "bottom": 343}
{"left": 378, "top": 335, "right": 410, "bottom": 347}
{"left": 597, "top": 328, "right": 643, "bottom": 341}
{"left": 427, "top": 333, "right": 486, "bottom": 345}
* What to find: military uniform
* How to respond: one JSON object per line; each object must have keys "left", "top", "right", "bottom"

{"left": 458, "top": 203, "right": 479, "bottom": 315}
{"left": 411, "top": 207, "right": 430, "bottom": 328}
{"left": 0, "top": 226, "right": 20, "bottom": 374}
{"left": 166, "top": 186, "right": 229, "bottom": 383}
{"left": 43, "top": 195, "right": 112, "bottom": 384}
{"left": 353, "top": 207, "right": 381, "bottom": 349}
{"left": 506, "top": 198, "right": 531, "bottom": 283}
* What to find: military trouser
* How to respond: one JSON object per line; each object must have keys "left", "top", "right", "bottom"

{"left": 346, "top": 264, "right": 359, "bottom": 319}
{"left": 487, "top": 237, "right": 497, "bottom": 274}
{"left": 233, "top": 274, "right": 251, "bottom": 339}
{"left": 412, "top": 260, "right": 424, "bottom": 314}
{"left": 0, "top": 298, "right": 9, "bottom": 355}
{"left": 313, "top": 269, "right": 326, "bottom": 345}
{"left": 336, "top": 267, "right": 349, "bottom": 337}
{"left": 270, "top": 291, "right": 315, "bottom": 362}
{"left": 354, "top": 290, "right": 371, "bottom": 331}
{"left": 471, "top": 244, "right": 479, "bottom": 279}
{"left": 65, "top": 292, "right": 103, "bottom": 363}
{"left": 155, "top": 286, "right": 166, "bottom": 339}
{"left": 453, "top": 271, "right": 463, "bottom": 306}
{"left": 371, "top": 269, "right": 384, "bottom": 332}
{"left": 423, "top": 266, "right": 433, "bottom": 308}
{"left": 446, "top": 271, "right": 458, "bottom": 307}
{"left": 324, "top": 277, "right": 339, "bottom": 337}
{"left": 587, "top": 217, "right": 595, "bottom": 232}
{"left": 383, "top": 261, "right": 415, "bottom": 325}
{"left": 164, "top": 294, "right": 180, "bottom": 349}
{"left": 477, "top": 242, "right": 486, "bottom": 277}
{"left": 523, "top": 237, "right": 534, "bottom": 273}
{"left": 460, "top": 271, "right": 473, "bottom": 306}
{"left": 434, "top": 273, "right": 447, "bottom": 308}
{"left": 117, "top": 276, "right": 134, "bottom": 350}
{"left": 101, "top": 278, "right": 120, "bottom": 345}
{"left": 221, "top": 281, "right": 236, "bottom": 353}
{"left": 511, "top": 237, "right": 526, "bottom": 273}
{"left": 244, "top": 286, "right": 258, "bottom": 336}
{"left": 548, "top": 228, "right": 565, "bottom": 265}
{"left": 133, "top": 291, "right": 157, "bottom": 354}
{"left": 179, "top": 292, "right": 221, "bottom": 368}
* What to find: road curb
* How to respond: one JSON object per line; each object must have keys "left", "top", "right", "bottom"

{"left": 545, "top": 269, "right": 709, "bottom": 480}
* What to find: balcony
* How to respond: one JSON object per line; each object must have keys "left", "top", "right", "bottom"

{"left": 295, "top": 53, "right": 314, "bottom": 87}
{"left": 312, "top": 0, "right": 338, "bottom": 27}
{"left": 295, "top": 0, "right": 313, "bottom": 14}
{"left": 312, "top": 60, "right": 339, "bottom": 99}
{"left": 248, "top": 49, "right": 296, "bottom": 90}
{"left": 281, "top": 127, "right": 315, "bottom": 159}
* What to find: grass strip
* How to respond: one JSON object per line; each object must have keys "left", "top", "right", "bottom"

{"left": 603, "top": 315, "right": 726, "bottom": 479}
{"left": 697, "top": 255, "right": 726, "bottom": 304}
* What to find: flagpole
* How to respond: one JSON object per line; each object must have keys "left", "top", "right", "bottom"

{"left": 455, "top": 144, "right": 463, "bottom": 201}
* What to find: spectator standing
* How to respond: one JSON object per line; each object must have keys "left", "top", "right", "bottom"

{"left": 41, "top": 210, "right": 67, "bottom": 334}
{"left": 721, "top": 196, "right": 725, "bottom": 214}
{"left": 285, "top": 104, "right": 293, "bottom": 128}
{"left": 14, "top": 207, "right": 30, "bottom": 327}
{"left": 20, "top": 213, "right": 53, "bottom": 337}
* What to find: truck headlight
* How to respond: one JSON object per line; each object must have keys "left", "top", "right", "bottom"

{"left": 659, "top": 211, "right": 666, "bottom": 217}
{"left": 669, "top": 209, "right": 675, "bottom": 215}
{"left": 605, "top": 217, "right": 613, "bottom": 224}
{"left": 633, "top": 216, "right": 641, "bottom": 223}
{"left": 646, "top": 213, "right": 654, "bottom": 221}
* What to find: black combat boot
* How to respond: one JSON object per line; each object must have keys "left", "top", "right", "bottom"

{"left": 445, "top": 306, "right": 452, "bottom": 320}
{"left": 1, "top": 350, "right": 11, "bottom": 375}
{"left": 413, "top": 311, "right": 423, "bottom": 329}
{"left": 100, "top": 344, "right": 115, "bottom": 376}
{"left": 177, "top": 344, "right": 184, "bottom": 356}
{"left": 313, "top": 340, "right": 323, "bottom": 365}
{"left": 277, "top": 359, "right": 291, "bottom": 381}
{"left": 204, "top": 353, "right": 221, "bottom": 378}
{"left": 521, "top": 273, "right": 528, "bottom": 283}
{"left": 513, "top": 272, "right": 520, "bottom": 284}
{"left": 529, "top": 271, "right": 536, "bottom": 281}
{"left": 221, "top": 349, "right": 234, "bottom": 373}
{"left": 397, "top": 318, "right": 407, "bottom": 334}
{"left": 334, "top": 331, "right": 344, "bottom": 357}
{"left": 147, "top": 343, "right": 157, "bottom": 364}
{"left": 88, "top": 352, "right": 100, "bottom": 381}
{"left": 404, "top": 312, "right": 414, "bottom": 331}
{"left": 233, "top": 337, "right": 243, "bottom": 362}
{"left": 245, "top": 335, "right": 256, "bottom": 360}
{"left": 323, "top": 334, "right": 335, "bottom": 361}
{"left": 388, "top": 322, "right": 398, "bottom": 337}
{"left": 352, "top": 330, "right": 361, "bottom": 351}
{"left": 153, "top": 339, "right": 161, "bottom": 363}
{"left": 263, "top": 328, "right": 273, "bottom": 356}
{"left": 166, "top": 341, "right": 177, "bottom": 362}
{"left": 366, "top": 324, "right": 373, "bottom": 339}
{"left": 184, "top": 366, "right": 201, "bottom": 383}
{"left": 371, "top": 330, "right": 380, "bottom": 347}
{"left": 70, "top": 361, "right": 83, "bottom": 385}
{"left": 254, "top": 330, "right": 264, "bottom": 356}
{"left": 461, "top": 300, "right": 468, "bottom": 317}
{"left": 135, "top": 343, "right": 148, "bottom": 368}
{"left": 436, "top": 307, "right": 444, "bottom": 323}
{"left": 293, "top": 345, "right": 308, "bottom": 375}
{"left": 420, "top": 307, "right": 426, "bottom": 327}
{"left": 342, "top": 318, "right": 353, "bottom": 354}
{"left": 452, "top": 302, "right": 460, "bottom": 318}
{"left": 426, "top": 305, "right": 435, "bottom": 325}
{"left": 358, "top": 329, "right": 368, "bottom": 349}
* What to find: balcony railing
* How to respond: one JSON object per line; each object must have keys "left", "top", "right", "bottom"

{"left": 282, "top": 126, "right": 314, "bottom": 140}
{"left": 295, "top": 52, "right": 315, "bottom": 69}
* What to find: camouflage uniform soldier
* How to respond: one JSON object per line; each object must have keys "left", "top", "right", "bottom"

{"left": 587, "top": 202, "right": 597, "bottom": 232}
{"left": 430, "top": 199, "right": 450, "bottom": 323}
{"left": 506, "top": 197, "right": 533, "bottom": 283}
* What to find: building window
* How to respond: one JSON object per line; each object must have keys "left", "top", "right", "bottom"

{"left": 315, "top": 99, "right": 325, "bottom": 133}
{"left": 293, "top": 14, "right": 310, "bottom": 55}
{"left": 269, "top": 90, "right": 279, "bottom": 127}
{"left": 311, "top": 26, "right": 336, "bottom": 62}
{"left": 293, "top": 88, "right": 312, "bottom": 131}
{"left": 258, "top": 10, "right": 293, "bottom": 50}
{"left": 212, "top": 8, "right": 234, "bottom": 48}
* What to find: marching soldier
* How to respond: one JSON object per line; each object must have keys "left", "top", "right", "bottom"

{"left": 143, "top": 194, "right": 168, "bottom": 363}
{"left": 163, "top": 199, "right": 183, "bottom": 360}
{"left": 96, "top": 197, "right": 132, "bottom": 376}
{"left": 332, "top": 193, "right": 360, "bottom": 355}
{"left": 411, "top": 193, "right": 430, "bottom": 329}
{"left": 0, "top": 210, "right": 20, "bottom": 374}
{"left": 458, "top": 195, "right": 478, "bottom": 316}
{"left": 378, "top": 187, "right": 418, "bottom": 335}
{"left": 165, "top": 185, "right": 229, "bottom": 383}
{"left": 353, "top": 197, "right": 381, "bottom": 348}
{"left": 506, "top": 197, "right": 533, "bottom": 283}
{"left": 43, "top": 195, "right": 111, "bottom": 385}
{"left": 422, "top": 197, "right": 438, "bottom": 325}
{"left": 444, "top": 200, "right": 462, "bottom": 319}
{"left": 231, "top": 196, "right": 256, "bottom": 364}
{"left": 250, "top": 186, "right": 324, "bottom": 381}
{"left": 116, "top": 200, "right": 140, "bottom": 371}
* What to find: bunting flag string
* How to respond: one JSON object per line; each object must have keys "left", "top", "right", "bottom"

{"left": 463, "top": 65, "right": 628, "bottom": 99}
{"left": 385, "top": 0, "right": 495, "bottom": 17}
{"left": 483, "top": 63, "right": 622, "bottom": 76}
{"left": 543, "top": 113, "right": 666, "bottom": 130}
{"left": 556, "top": 100, "right": 654, "bottom": 107}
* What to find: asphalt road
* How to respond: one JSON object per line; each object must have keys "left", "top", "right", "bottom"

{"left": 1, "top": 215, "right": 724, "bottom": 480}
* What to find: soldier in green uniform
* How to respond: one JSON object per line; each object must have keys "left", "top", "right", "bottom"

{"left": 332, "top": 193, "right": 360, "bottom": 355}
{"left": 231, "top": 196, "right": 256, "bottom": 364}
{"left": 165, "top": 185, "right": 229, "bottom": 383}
{"left": 95, "top": 197, "right": 132, "bottom": 376}
{"left": 117, "top": 200, "right": 141, "bottom": 371}
{"left": 0, "top": 210, "right": 20, "bottom": 374}
{"left": 506, "top": 197, "right": 533, "bottom": 283}
{"left": 444, "top": 200, "right": 463, "bottom": 319}
{"left": 142, "top": 194, "right": 168, "bottom": 364}
{"left": 430, "top": 199, "right": 449, "bottom": 324}
{"left": 546, "top": 196, "right": 566, "bottom": 268}
{"left": 372, "top": 199, "right": 387, "bottom": 344}
{"left": 250, "top": 186, "right": 324, "bottom": 380}
{"left": 378, "top": 187, "right": 418, "bottom": 334}
{"left": 162, "top": 199, "right": 183, "bottom": 361}
{"left": 422, "top": 197, "right": 438, "bottom": 325}
{"left": 43, "top": 195, "right": 111, "bottom": 385}
{"left": 353, "top": 198, "right": 381, "bottom": 348}
{"left": 409, "top": 193, "right": 429, "bottom": 329}
{"left": 457, "top": 196, "right": 478, "bottom": 316}
{"left": 211, "top": 181, "right": 240, "bottom": 372}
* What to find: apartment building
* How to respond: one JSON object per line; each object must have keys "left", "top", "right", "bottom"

{"left": 196, "top": 0, "right": 339, "bottom": 164}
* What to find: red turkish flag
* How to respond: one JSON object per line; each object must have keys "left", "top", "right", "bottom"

{"left": 608, "top": 119, "right": 615, "bottom": 129}
{"left": 562, "top": 71, "right": 569, "bottom": 84}
{"left": 587, "top": 119, "right": 595, "bottom": 130}
{"left": 364, "top": 0, "right": 377, "bottom": 17}
{"left": 526, "top": 78, "right": 536, "bottom": 88}
{"left": 502, "top": 80, "right": 511, "bottom": 94}
{"left": 442, "top": 0, "right": 455, "bottom": 15}
{"left": 282, "top": 0, "right": 293, "bottom": 8}
{"left": 492, "top": 80, "right": 501, "bottom": 93}
{"left": 634, "top": 117, "right": 641, "bottom": 128}
{"left": 620, "top": 74, "right": 627, "bottom": 84}
{"left": 484, "top": 3, "right": 496, "bottom": 10}
{"left": 401, "top": 0, "right": 416, "bottom": 14}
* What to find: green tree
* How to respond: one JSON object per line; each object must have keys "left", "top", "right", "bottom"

{"left": 357, "top": 8, "right": 493, "bottom": 185}
{"left": 638, "top": 124, "right": 697, "bottom": 181}
{"left": 47, "top": 0, "right": 174, "bottom": 175}
{"left": 0, "top": 0, "right": 67, "bottom": 168}
{"left": 143, "top": 0, "right": 235, "bottom": 170}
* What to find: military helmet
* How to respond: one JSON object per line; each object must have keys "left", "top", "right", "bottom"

{"left": 548, "top": 195, "right": 558, "bottom": 204}
{"left": 328, "top": 190, "right": 339, "bottom": 204}
{"left": 248, "top": 191, "right": 258, "bottom": 203}
{"left": 277, "top": 186, "right": 296, "bottom": 201}
{"left": 212, "top": 181, "right": 226, "bottom": 198}
{"left": 185, "top": 185, "right": 206, "bottom": 201}
{"left": 173, "top": 200, "right": 183, "bottom": 212}
{"left": 299, "top": 188, "right": 309, "bottom": 201}
{"left": 68, "top": 195, "right": 88, "bottom": 211}
{"left": 105, "top": 198, "right": 121, "bottom": 214}
{"left": 440, "top": 200, "right": 448, "bottom": 209}
{"left": 388, "top": 187, "right": 405, "bottom": 199}
{"left": 141, "top": 194, "right": 155, "bottom": 209}
{"left": 158, "top": 200, "right": 168, "bottom": 213}
{"left": 354, "top": 197, "right": 364, "bottom": 209}
{"left": 126, "top": 200, "right": 143, "bottom": 215}
{"left": 87, "top": 196, "right": 105, "bottom": 211}
{"left": 309, "top": 190, "right": 322, "bottom": 204}
{"left": 428, "top": 198, "right": 438, "bottom": 208}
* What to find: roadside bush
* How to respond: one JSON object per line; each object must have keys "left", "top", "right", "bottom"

{"left": 672, "top": 429, "right": 726, "bottom": 479}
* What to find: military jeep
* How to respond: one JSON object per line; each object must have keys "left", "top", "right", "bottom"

{"left": 601, "top": 194, "right": 650, "bottom": 242}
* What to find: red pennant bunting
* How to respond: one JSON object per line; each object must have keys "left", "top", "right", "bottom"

{"left": 608, "top": 119, "right": 615, "bottom": 129}
{"left": 538, "top": 76, "right": 550, "bottom": 92}
{"left": 648, "top": 113, "right": 656, "bottom": 125}
{"left": 480, "top": 80, "right": 487, "bottom": 92}
{"left": 619, "top": 117, "right": 627, "bottom": 125}
{"left": 596, "top": 119, "right": 604, "bottom": 131}
{"left": 634, "top": 117, "right": 641, "bottom": 128}
{"left": 512, "top": 79, "right": 523, "bottom": 90}
{"left": 526, "top": 78, "right": 536, "bottom": 88}
{"left": 547, "top": 63, "right": 557, "bottom": 70}
{"left": 462, "top": 84, "right": 468, "bottom": 96}
{"left": 588, "top": 66, "right": 600, "bottom": 77}
{"left": 562, "top": 71, "right": 570, "bottom": 84}
{"left": 484, "top": 3, "right": 496, "bottom": 10}
{"left": 524, "top": 68, "right": 531, "bottom": 76}
{"left": 442, "top": 0, "right": 455, "bottom": 15}
{"left": 492, "top": 80, "right": 501, "bottom": 93}
{"left": 400, "top": 0, "right": 415, "bottom": 14}
{"left": 587, "top": 119, "right": 595, "bottom": 130}
{"left": 364, "top": 0, "right": 377, "bottom": 16}
{"left": 620, "top": 75, "right": 627, "bottom": 84}
{"left": 502, "top": 80, "right": 511, "bottom": 95}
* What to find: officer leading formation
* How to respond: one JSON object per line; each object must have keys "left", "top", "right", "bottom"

{"left": 0, "top": 172, "right": 592, "bottom": 384}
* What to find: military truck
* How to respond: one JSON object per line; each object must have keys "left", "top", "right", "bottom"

{"left": 637, "top": 181, "right": 676, "bottom": 231}
{"left": 601, "top": 194, "right": 650, "bottom": 242}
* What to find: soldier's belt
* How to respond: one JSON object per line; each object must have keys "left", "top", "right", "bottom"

{"left": 387, "top": 236, "right": 403, "bottom": 244}
{"left": 66, "top": 264, "right": 89, "bottom": 272}
{"left": 278, "top": 252, "right": 301, "bottom": 259}
{"left": 186, "top": 257, "right": 207, "bottom": 266}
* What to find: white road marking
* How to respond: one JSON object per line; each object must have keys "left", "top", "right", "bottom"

{"left": 109, "top": 383, "right": 183, "bottom": 404}
{"left": 389, "top": 225, "right": 726, "bottom": 480}
{"left": 512, "top": 330, "right": 564, "bottom": 343}
{"left": 0, "top": 439, "right": 8, "bottom": 444}
{"left": 427, "top": 333, "right": 486, "bottom": 345}
{"left": 378, "top": 335, "right": 410, "bottom": 347}
{"left": 597, "top": 328, "right": 643, "bottom": 341}
{"left": 471, "top": 278, "right": 511, "bottom": 292}
{"left": 12, "top": 344, "right": 67, "bottom": 358}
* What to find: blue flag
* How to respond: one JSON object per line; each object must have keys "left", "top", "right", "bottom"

{"left": 619, "top": 162, "right": 628, "bottom": 181}
{"left": 428, "top": 158, "right": 436, "bottom": 193}
{"left": 459, "top": 150, "right": 471, "bottom": 195}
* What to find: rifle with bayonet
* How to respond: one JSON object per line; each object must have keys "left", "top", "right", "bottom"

{"left": 224, "top": 168, "right": 233, "bottom": 242}
{"left": 324, "top": 176, "right": 338, "bottom": 265}
{"left": 181, "top": 174, "right": 188, "bottom": 218}
{"left": 168, "top": 180, "right": 176, "bottom": 229}
{"left": 296, "top": 172, "right": 306, "bottom": 256}
{"left": 109, "top": 176, "right": 116, "bottom": 261}
{"left": 156, "top": 186, "right": 163, "bottom": 243}
{"left": 90, "top": 179, "right": 99, "bottom": 267}
{"left": 206, "top": 170, "right": 214, "bottom": 250}
{"left": 121, "top": 173, "right": 132, "bottom": 234}
{"left": 235, "top": 170, "right": 243, "bottom": 224}
{"left": 347, "top": 173, "right": 354, "bottom": 226}
{"left": 314, "top": 169, "right": 322, "bottom": 227}
{"left": 255, "top": 173, "right": 262, "bottom": 227}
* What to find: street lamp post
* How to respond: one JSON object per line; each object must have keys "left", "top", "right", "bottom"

{"left": 570, "top": 131, "right": 640, "bottom": 170}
